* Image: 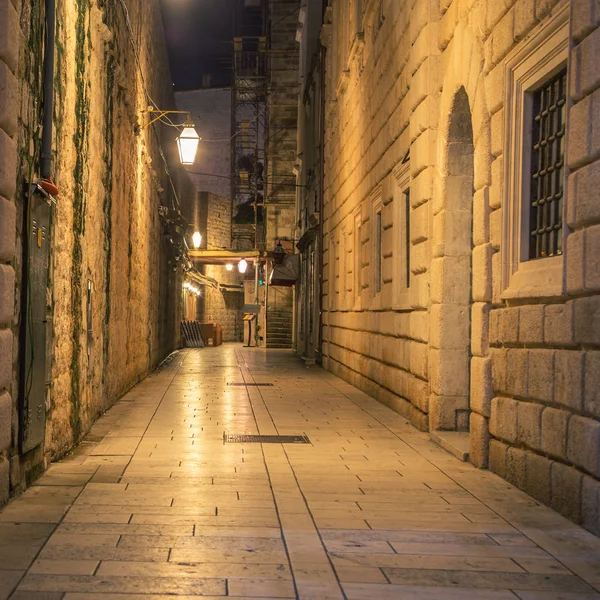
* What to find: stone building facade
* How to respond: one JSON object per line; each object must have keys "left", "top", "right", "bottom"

{"left": 297, "top": 0, "right": 600, "bottom": 534}
{"left": 0, "top": 0, "right": 194, "bottom": 505}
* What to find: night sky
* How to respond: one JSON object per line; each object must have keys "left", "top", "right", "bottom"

{"left": 160, "top": 0, "right": 237, "bottom": 90}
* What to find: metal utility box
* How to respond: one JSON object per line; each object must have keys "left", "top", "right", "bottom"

{"left": 20, "top": 192, "right": 52, "bottom": 453}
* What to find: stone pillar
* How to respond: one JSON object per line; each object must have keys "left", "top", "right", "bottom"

{"left": 0, "top": 0, "right": 20, "bottom": 505}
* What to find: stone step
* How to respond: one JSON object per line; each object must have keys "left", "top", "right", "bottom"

{"left": 429, "top": 431, "right": 470, "bottom": 462}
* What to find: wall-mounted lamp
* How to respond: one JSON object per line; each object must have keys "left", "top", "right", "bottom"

{"left": 192, "top": 231, "right": 202, "bottom": 249}
{"left": 143, "top": 107, "right": 201, "bottom": 166}
{"left": 177, "top": 123, "right": 201, "bottom": 165}
{"left": 225, "top": 263, "right": 234, "bottom": 271}
{"left": 238, "top": 258, "right": 248, "bottom": 274}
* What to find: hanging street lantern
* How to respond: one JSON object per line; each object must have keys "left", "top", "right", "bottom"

{"left": 225, "top": 263, "right": 234, "bottom": 271}
{"left": 273, "top": 240, "right": 286, "bottom": 265}
{"left": 238, "top": 258, "right": 248, "bottom": 274}
{"left": 177, "top": 123, "right": 201, "bottom": 165}
{"left": 192, "top": 231, "right": 202, "bottom": 249}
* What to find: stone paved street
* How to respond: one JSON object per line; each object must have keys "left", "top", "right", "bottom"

{"left": 1, "top": 345, "right": 600, "bottom": 600}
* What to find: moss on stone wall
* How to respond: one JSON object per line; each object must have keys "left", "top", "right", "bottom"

{"left": 69, "top": 0, "right": 92, "bottom": 443}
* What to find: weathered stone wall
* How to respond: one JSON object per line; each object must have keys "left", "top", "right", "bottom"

{"left": 0, "top": 0, "right": 20, "bottom": 504}
{"left": 175, "top": 88, "right": 232, "bottom": 200}
{"left": 1, "top": 0, "right": 194, "bottom": 503}
{"left": 322, "top": 0, "right": 600, "bottom": 534}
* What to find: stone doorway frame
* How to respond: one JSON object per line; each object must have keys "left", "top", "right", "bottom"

{"left": 430, "top": 23, "right": 493, "bottom": 467}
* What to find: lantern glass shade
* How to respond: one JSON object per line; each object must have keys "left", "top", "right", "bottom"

{"left": 177, "top": 126, "right": 200, "bottom": 165}
{"left": 225, "top": 263, "right": 234, "bottom": 271}
{"left": 238, "top": 258, "right": 248, "bottom": 274}
{"left": 192, "top": 231, "right": 202, "bottom": 249}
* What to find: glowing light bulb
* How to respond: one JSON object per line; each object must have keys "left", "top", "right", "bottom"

{"left": 192, "top": 231, "right": 202, "bottom": 249}
{"left": 225, "top": 263, "right": 233, "bottom": 271}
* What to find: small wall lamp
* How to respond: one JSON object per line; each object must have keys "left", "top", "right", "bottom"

{"left": 192, "top": 231, "right": 202, "bottom": 249}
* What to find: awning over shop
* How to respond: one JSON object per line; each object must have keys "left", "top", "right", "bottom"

{"left": 270, "top": 254, "right": 300, "bottom": 287}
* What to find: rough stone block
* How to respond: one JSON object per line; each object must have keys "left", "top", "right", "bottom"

{"left": 572, "top": 0, "right": 600, "bottom": 43}
{"left": 555, "top": 350, "right": 584, "bottom": 411}
{"left": 0, "top": 391, "right": 10, "bottom": 452}
{"left": 541, "top": 407, "right": 570, "bottom": 460}
{"left": 526, "top": 452, "right": 552, "bottom": 505}
{"left": 514, "top": 0, "right": 537, "bottom": 40}
{"left": 567, "top": 94, "right": 591, "bottom": 169}
{"left": 576, "top": 26, "right": 600, "bottom": 100}
{"left": 506, "top": 348, "right": 528, "bottom": 398}
{"left": 0, "top": 327, "right": 11, "bottom": 391}
{"left": 492, "top": 8, "right": 515, "bottom": 66}
{"left": 544, "top": 303, "right": 574, "bottom": 346}
{"left": 491, "top": 347, "right": 507, "bottom": 393}
{"left": 584, "top": 351, "right": 600, "bottom": 417}
{"left": 468, "top": 412, "right": 488, "bottom": 468}
{"left": 0, "top": 264, "right": 15, "bottom": 326}
{"left": 517, "top": 400, "right": 543, "bottom": 450}
{"left": 470, "top": 357, "right": 493, "bottom": 417}
{"left": 566, "top": 229, "right": 585, "bottom": 294}
{"left": 581, "top": 475, "right": 600, "bottom": 536}
{"left": 429, "top": 348, "right": 469, "bottom": 397}
{"left": 489, "top": 208, "right": 502, "bottom": 250}
{"left": 573, "top": 296, "right": 600, "bottom": 345}
{"left": 568, "top": 158, "right": 600, "bottom": 228}
{"left": 489, "top": 157, "right": 503, "bottom": 209}
{"left": 0, "top": 128, "right": 16, "bottom": 200}
{"left": 472, "top": 243, "right": 493, "bottom": 302}
{"left": 0, "top": 0, "right": 19, "bottom": 73}
{"left": 0, "top": 196, "right": 15, "bottom": 262}
{"left": 430, "top": 256, "right": 471, "bottom": 304}
{"left": 489, "top": 439, "right": 508, "bottom": 478}
{"left": 551, "top": 462, "right": 583, "bottom": 523}
{"left": 428, "top": 393, "right": 469, "bottom": 431}
{"left": 527, "top": 349, "right": 555, "bottom": 402}
{"left": 584, "top": 223, "right": 600, "bottom": 291}
{"left": 489, "top": 309, "right": 500, "bottom": 344}
{"left": 469, "top": 303, "right": 488, "bottom": 357}
{"left": 518, "top": 305, "right": 544, "bottom": 345}
{"left": 0, "top": 61, "right": 17, "bottom": 138}
{"left": 473, "top": 188, "right": 490, "bottom": 246}
{"left": 499, "top": 307, "right": 519, "bottom": 344}
{"left": 490, "top": 396, "right": 518, "bottom": 443}
{"left": 568, "top": 415, "right": 600, "bottom": 477}
{"left": 506, "top": 446, "right": 527, "bottom": 490}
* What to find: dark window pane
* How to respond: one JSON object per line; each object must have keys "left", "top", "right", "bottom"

{"left": 529, "top": 68, "right": 566, "bottom": 260}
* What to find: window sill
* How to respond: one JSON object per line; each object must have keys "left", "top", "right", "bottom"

{"left": 502, "top": 255, "right": 565, "bottom": 300}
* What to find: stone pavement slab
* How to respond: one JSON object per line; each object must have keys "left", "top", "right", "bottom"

{"left": 0, "top": 345, "right": 599, "bottom": 599}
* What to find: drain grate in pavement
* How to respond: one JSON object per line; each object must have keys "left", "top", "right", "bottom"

{"left": 224, "top": 434, "right": 310, "bottom": 444}
{"left": 227, "top": 382, "right": 274, "bottom": 387}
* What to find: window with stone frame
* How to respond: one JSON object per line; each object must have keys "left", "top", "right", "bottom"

{"left": 375, "top": 210, "right": 383, "bottom": 294}
{"left": 353, "top": 212, "right": 362, "bottom": 309}
{"left": 528, "top": 68, "right": 567, "bottom": 261}
{"left": 392, "top": 159, "right": 411, "bottom": 309}
{"left": 502, "top": 5, "right": 569, "bottom": 299}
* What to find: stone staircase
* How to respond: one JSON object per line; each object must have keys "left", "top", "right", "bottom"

{"left": 266, "top": 309, "right": 293, "bottom": 348}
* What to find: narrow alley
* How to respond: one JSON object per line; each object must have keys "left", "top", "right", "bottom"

{"left": 1, "top": 345, "right": 599, "bottom": 600}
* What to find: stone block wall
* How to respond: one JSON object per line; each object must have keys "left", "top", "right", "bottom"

{"left": 321, "top": 0, "right": 600, "bottom": 534}
{"left": 1, "top": 0, "right": 193, "bottom": 504}
{"left": 0, "top": 0, "right": 20, "bottom": 505}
